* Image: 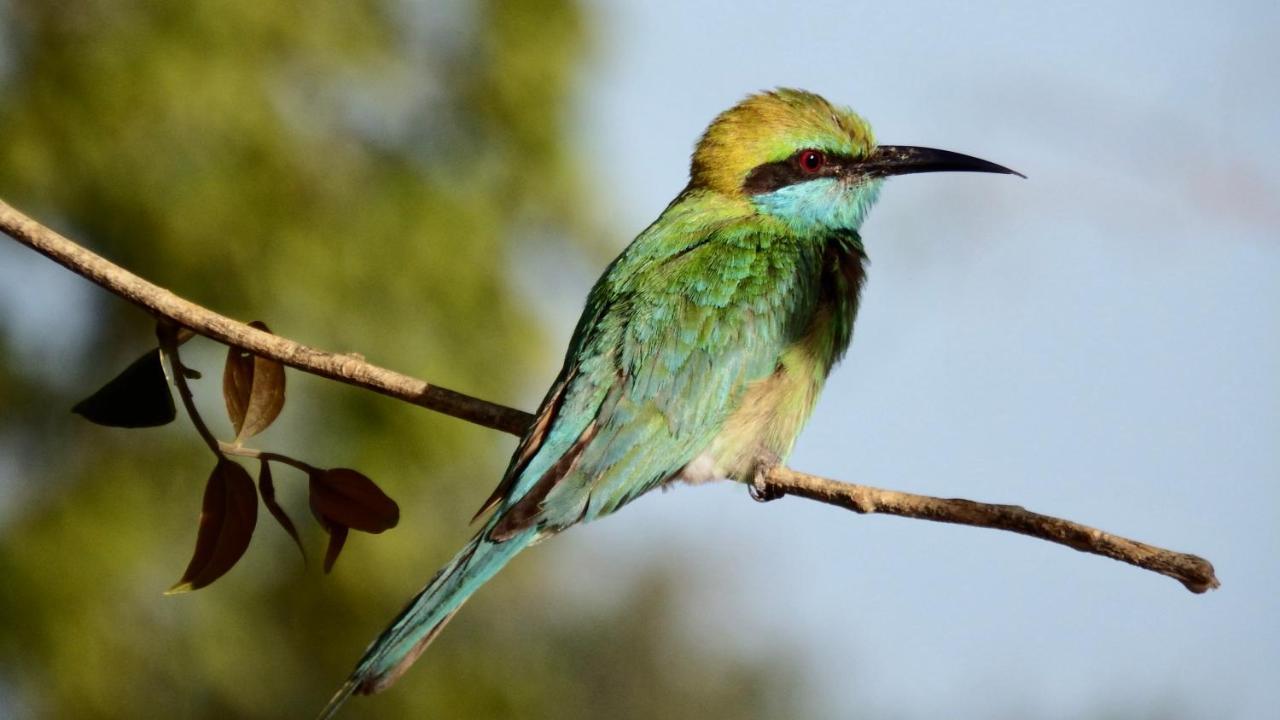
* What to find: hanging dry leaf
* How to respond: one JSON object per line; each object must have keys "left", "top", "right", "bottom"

{"left": 258, "top": 459, "right": 305, "bottom": 564}
{"left": 223, "top": 320, "right": 286, "bottom": 442}
{"left": 72, "top": 348, "right": 175, "bottom": 427}
{"left": 167, "top": 460, "right": 259, "bottom": 594}
{"left": 323, "top": 525, "right": 349, "bottom": 574}
{"left": 309, "top": 468, "right": 400, "bottom": 534}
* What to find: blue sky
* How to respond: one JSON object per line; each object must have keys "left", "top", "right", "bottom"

{"left": 537, "top": 2, "right": 1279, "bottom": 718}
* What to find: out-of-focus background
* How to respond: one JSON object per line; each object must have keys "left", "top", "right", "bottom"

{"left": 0, "top": 1, "right": 1275, "bottom": 718}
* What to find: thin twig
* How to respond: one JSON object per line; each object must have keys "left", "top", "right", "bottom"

{"left": 0, "top": 197, "right": 1220, "bottom": 594}
{"left": 764, "top": 467, "right": 1219, "bottom": 594}
{"left": 219, "top": 443, "right": 317, "bottom": 475}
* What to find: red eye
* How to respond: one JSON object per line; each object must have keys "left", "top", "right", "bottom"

{"left": 798, "top": 149, "right": 826, "bottom": 173}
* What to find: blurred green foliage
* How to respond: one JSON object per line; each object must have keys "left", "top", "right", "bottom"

{"left": 0, "top": 1, "right": 808, "bottom": 717}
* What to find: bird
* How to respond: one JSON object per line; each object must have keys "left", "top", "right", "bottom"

{"left": 319, "top": 88, "right": 1021, "bottom": 718}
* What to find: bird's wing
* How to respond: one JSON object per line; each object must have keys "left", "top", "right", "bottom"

{"left": 469, "top": 265, "right": 617, "bottom": 524}
{"left": 482, "top": 212, "right": 809, "bottom": 538}
{"left": 470, "top": 299, "right": 608, "bottom": 523}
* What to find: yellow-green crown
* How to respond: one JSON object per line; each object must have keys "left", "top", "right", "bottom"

{"left": 690, "top": 88, "right": 877, "bottom": 196}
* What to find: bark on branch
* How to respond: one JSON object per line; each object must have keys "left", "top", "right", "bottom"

{"left": 0, "top": 197, "right": 1220, "bottom": 594}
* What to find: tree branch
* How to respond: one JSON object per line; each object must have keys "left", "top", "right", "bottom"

{"left": 0, "top": 197, "right": 1220, "bottom": 594}
{"left": 766, "top": 468, "right": 1218, "bottom": 593}
{"left": 0, "top": 199, "right": 530, "bottom": 436}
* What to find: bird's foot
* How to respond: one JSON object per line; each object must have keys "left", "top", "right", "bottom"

{"left": 748, "top": 452, "right": 784, "bottom": 503}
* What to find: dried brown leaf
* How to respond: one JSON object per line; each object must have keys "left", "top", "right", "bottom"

{"left": 323, "top": 525, "right": 348, "bottom": 574}
{"left": 167, "top": 460, "right": 258, "bottom": 594}
{"left": 222, "top": 320, "right": 286, "bottom": 442}
{"left": 72, "top": 348, "right": 175, "bottom": 427}
{"left": 308, "top": 468, "right": 400, "bottom": 534}
{"left": 258, "top": 459, "right": 305, "bottom": 565}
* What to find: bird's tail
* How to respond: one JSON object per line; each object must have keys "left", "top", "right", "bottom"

{"left": 317, "top": 524, "right": 539, "bottom": 719}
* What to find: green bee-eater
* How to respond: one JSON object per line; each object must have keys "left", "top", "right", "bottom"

{"left": 320, "top": 88, "right": 1020, "bottom": 717}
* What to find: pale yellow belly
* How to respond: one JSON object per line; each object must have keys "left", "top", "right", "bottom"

{"left": 678, "top": 346, "right": 825, "bottom": 484}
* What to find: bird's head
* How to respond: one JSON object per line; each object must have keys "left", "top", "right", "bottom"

{"left": 690, "top": 88, "right": 1021, "bottom": 232}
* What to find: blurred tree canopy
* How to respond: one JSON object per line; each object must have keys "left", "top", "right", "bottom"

{"left": 0, "top": 1, "right": 809, "bottom": 717}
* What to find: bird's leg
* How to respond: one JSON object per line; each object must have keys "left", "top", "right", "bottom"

{"left": 748, "top": 450, "right": 785, "bottom": 503}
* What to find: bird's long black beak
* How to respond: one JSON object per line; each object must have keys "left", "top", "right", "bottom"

{"left": 862, "top": 145, "right": 1025, "bottom": 179}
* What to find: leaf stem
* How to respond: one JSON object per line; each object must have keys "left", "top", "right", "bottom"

{"left": 218, "top": 443, "right": 318, "bottom": 475}
{"left": 157, "top": 321, "right": 224, "bottom": 458}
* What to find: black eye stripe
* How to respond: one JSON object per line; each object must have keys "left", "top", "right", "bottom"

{"left": 742, "top": 151, "right": 855, "bottom": 195}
